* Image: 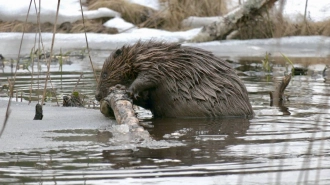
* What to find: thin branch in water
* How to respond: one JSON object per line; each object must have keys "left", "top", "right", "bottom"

{"left": 36, "top": 0, "right": 41, "bottom": 103}
{"left": 73, "top": 73, "right": 84, "bottom": 93}
{"left": 41, "top": 0, "right": 60, "bottom": 106}
{"left": 48, "top": 76, "right": 60, "bottom": 106}
{"left": 30, "top": 0, "right": 40, "bottom": 104}
{"left": 1, "top": 0, "right": 33, "bottom": 138}
{"left": 79, "top": 0, "right": 98, "bottom": 83}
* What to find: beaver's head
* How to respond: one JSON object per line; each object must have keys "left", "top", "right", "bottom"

{"left": 95, "top": 47, "right": 137, "bottom": 101}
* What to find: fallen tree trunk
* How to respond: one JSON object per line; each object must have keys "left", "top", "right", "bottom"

{"left": 189, "top": 0, "right": 278, "bottom": 42}
{"left": 100, "top": 87, "right": 144, "bottom": 132}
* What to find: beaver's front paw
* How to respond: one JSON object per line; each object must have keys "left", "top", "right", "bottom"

{"left": 127, "top": 86, "right": 140, "bottom": 100}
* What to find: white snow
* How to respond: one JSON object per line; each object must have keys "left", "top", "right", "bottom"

{"left": 283, "top": 0, "right": 330, "bottom": 22}
{"left": 1, "top": 32, "right": 329, "bottom": 59}
{"left": 103, "top": 17, "right": 136, "bottom": 33}
{"left": 228, "top": 0, "right": 330, "bottom": 22}
{"left": 0, "top": 0, "right": 120, "bottom": 24}
{"left": 0, "top": 0, "right": 330, "bottom": 57}
{"left": 127, "top": 0, "right": 160, "bottom": 10}
{"left": 0, "top": 28, "right": 202, "bottom": 55}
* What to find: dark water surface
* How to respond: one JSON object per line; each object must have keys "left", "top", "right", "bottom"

{"left": 0, "top": 50, "right": 330, "bottom": 185}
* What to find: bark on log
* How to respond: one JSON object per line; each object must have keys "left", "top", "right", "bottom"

{"left": 100, "top": 88, "right": 144, "bottom": 132}
{"left": 189, "top": 0, "right": 278, "bottom": 42}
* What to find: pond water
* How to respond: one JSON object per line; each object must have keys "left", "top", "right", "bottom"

{"left": 0, "top": 48, "right": 330, "bottom": 185}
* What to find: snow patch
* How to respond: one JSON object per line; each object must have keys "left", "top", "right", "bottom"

{"left": 104, "top": 17, "right": 136, "bottom": 33}
{"left": 227, "top": 0, "right": 330, "bottom": 22}
{"left": 0, "top": 0, "right": 120, "bottom": 24}
{"left": 127, "top": 0, "right": 160, "bottom": 10}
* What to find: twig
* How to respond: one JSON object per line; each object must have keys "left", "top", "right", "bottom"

{"left": 0, "top": 0, "right": 33, "bottom": 138}
{"left": 79, "top": 0, "right": 98, "bottom": 83}
{"left": 72, "top": 73, "right": 84, "bottom": 93}
{"left": 41, "top": 0, "right": 60, "bottom": 106}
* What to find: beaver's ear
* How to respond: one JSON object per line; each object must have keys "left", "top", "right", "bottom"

{"left": 113, "top": 49, "right": 122, "bottom": 58}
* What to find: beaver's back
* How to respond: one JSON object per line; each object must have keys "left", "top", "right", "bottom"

{"left": 96, "top": 41, "right": 253, "bottom": 118}
{"left": 141, "top": 45, "right": 253, "bottom": 117}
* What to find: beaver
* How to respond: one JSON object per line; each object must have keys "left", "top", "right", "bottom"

{"left": 95, "top": 40, "right": 253, "bottom": 118}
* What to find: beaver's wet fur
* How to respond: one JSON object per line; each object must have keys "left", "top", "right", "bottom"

{"left": 95, "top": 41, "right": 253, "bottom": 118}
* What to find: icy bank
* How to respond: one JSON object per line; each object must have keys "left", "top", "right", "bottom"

{"left": 0, "top": 31, "right": 329, "bottom": 58}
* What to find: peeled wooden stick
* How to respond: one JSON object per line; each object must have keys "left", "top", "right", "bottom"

{"left": 100, "top": 86, "right": 144, "bottom": 132}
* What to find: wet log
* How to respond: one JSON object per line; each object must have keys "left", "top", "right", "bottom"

{"left": 100, "top": 86, "right": 144, "bottom": 132}
{"left": 189, "top": 0, "right": 278, "bottom": 42}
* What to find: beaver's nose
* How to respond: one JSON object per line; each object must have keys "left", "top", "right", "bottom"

{"left": 95, "top": 93, "right": 102, "bottom": 101}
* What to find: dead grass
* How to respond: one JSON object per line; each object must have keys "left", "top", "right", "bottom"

{"left": 86, "top": 0, "right": 227, "bottom": 30}
{"left": 0, "top": 20, "right": 118, "bottom": 34}
{"left": 234, "top": 13, "right": 330, "bottom": 39}
{"left": 159, "top": 0, "right": 228, "bottom": 30}
{"left": 1, "top": 0, "right": 330, "bottom": 39}
{"left": 86, "top": 0, "right": 161, "bottom": 27}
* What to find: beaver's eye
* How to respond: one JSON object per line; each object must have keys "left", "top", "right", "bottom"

{"left": 113, "top": 49, "right": 122, "bottom": 58}
{"left": 102, "top": 72, "right": 107, "bottom": 79}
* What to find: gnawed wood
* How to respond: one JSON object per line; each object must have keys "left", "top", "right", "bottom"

{"left": 189, "top": 0, "right": 278, "bottom": 42}
{"left": 101, "top": 86, "right": 144, "bottom": 132}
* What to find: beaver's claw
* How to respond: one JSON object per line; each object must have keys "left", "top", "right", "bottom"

{"left": 127, "top": 88, "right": 140, "bottom": 99}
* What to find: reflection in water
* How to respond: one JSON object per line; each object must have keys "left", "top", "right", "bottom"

{"left": 1, "top": 55, "right": 330, "bottom": 184}
{"left": 103, "top": 118, "right": 250, "bottom": 169}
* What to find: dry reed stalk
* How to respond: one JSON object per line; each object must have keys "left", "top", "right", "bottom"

{"left": 33, "top": 0, "right": 40, "bottom": 103}
{"left": 41, "top": 0, "right": 60, "bottom": 106}
{"left": 48, "top": 76, "right": 60, "bottom": 106}
{"left": 0, "top": 20, "right": 118, "bottom": 33}
{"left": 87, "top": 0, "right": 155, "bottom": 25}
{"left": 161, "top": 0, "right": 227, "bottom": 30}
{"left": 0, "top": 0, "right": 33, "bottom": 138}
{"left": 79, "top": 0, "right": 98, "bottom": 83}
{"left": 72, "top": 73, "right": 84, "bottom": 93}
{"left": 29, "top": 87, "right": 32, "bottom": 104}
